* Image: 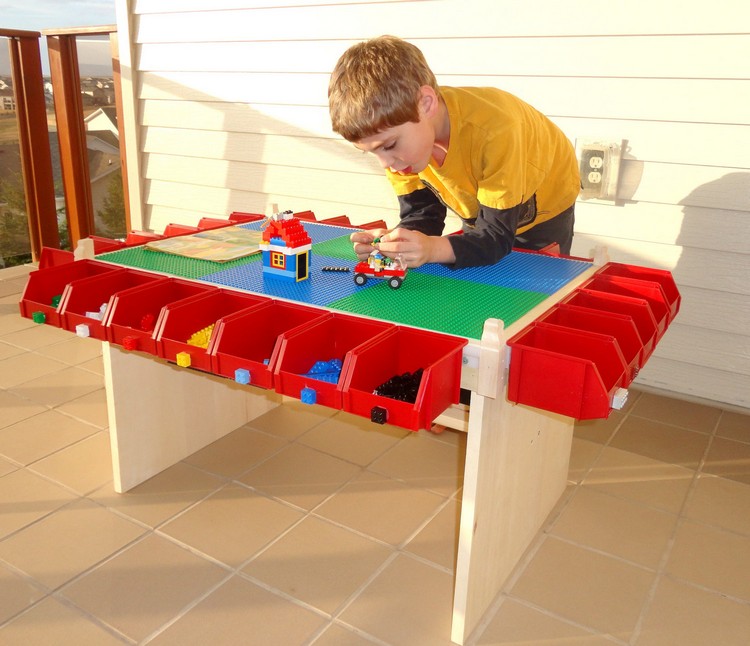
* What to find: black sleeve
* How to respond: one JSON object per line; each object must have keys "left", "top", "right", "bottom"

{"left": 395, "top": 187, "right": 447, "bottom": 237}
{"left": 447, "top": 197, "right": 536, "bottom": 269}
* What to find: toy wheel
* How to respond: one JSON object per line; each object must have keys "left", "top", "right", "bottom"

{"left": 388, "top": 276, "right": 403, "bottom": 289}
{"left": 354, "top": 273, "right": 368, "bottom": 286}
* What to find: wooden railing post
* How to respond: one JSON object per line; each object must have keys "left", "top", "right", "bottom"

{"left": 3, "top": 29, "right": 59, "bottom": 259}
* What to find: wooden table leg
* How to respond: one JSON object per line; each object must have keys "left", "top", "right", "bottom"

{"left": 451, "top": 321, "right": 573, "bottom": 644}
{"left": 102, "top": 343, "right": 281, "bottom": 493}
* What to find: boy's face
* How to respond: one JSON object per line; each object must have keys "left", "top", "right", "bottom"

{"left": 354, "top": 119, "right": 435, "bottom": 176}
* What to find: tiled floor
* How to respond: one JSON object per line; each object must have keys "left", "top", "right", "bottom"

{"left": 1, "top": 263, "right": 749, "bottom": 645}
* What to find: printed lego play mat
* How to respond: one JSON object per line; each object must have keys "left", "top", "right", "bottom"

{"left": 98, "top": 221, "right": 592, "bottom": 341}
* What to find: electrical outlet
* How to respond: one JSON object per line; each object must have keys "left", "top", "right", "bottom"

{"left": 576, "top": 139, "right": 623, "bottom": 201}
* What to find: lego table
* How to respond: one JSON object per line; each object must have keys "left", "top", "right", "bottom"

{"left": 82, "top": 221, "right": 602, "bottom": 644}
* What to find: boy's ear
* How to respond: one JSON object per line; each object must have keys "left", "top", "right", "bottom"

{"left": 417, "top": 85, "right": 440, "bottom": 118}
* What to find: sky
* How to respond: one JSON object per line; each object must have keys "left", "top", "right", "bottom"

{"left": 1, "top": 1, "right": 117, "bottom": 74}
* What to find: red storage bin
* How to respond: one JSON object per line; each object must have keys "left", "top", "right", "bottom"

{"left": 228, "top": 211, "right": 265, "bottom": 224}
{"left": 561, "top": 289, "right": 659, "bottom": 362}
{"left": 88, "top": 235, "right": 126, "bottom": 254}
{"left": 156, "top": 289, "right": 267, "bottom": 371}
{"left": 210, "top": 300, "right": 328, "bottom": 389}
{"left": 105, "top": 278, "right": 215, "bottom": 354}
{"left": 38, "top": 247, "right": 74, "bottom": 269}
{"left": 125, "top": 230, "right": 163, "bottom": 246}
{"left": 581, "top": 274, "right": 670, "bottom": 339}
{"left": 162, "top": 223, "right": 201, "bottom": 237}
{"left": 19, "top": 259, "right": 119, "bottom": 327}
{"left": 196, "top": 217, "right": 232, "bottom": 230}
{"left": 507, "top": 322, "right": 629, "bottom": 420}
{"left": 342, "top": 326, "right": 467, "bottom": 431}
{"left": 597, "top": 262, "right": 680, "bottom": 320}
{"left": 58, "top": 268, "right": 162, "bottom": 340}
{"left": 273, "top": 312, "right": 394, "bottom": 408}
{"left": 536, "top": 303, "right": 643, "bottom": 382}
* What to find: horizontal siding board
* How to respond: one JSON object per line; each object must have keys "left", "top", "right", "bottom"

{"left": 635, "top": 357, "right": 750, "bottom": 410}
{"left": 134, "top": 1, "right": 750, "bottom": 40}
{"left": 137, "top": 35, "right": 750, "bottom": 79}
{"left": 653, "top": 324, "right": 750, "bottom": 376}
{"left": 143, "top": 153, "right": 396, "bottom": 208}
{"left": 136, "top": 71, "right": 750, "bottom": 124}
{"left": 574, "top": 202, "right": 750, "bottom": 254}
{"left": 141, "top": 126, "right": 378, "bottom": 173}
{"left": 572, "top": 233, "right": 750, "bottom": 296}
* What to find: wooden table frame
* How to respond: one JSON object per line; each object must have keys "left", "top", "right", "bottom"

{"left": 102, "top": 264, "right": 597, "bottom": 644}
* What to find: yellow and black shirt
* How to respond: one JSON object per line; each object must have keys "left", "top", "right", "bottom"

{"left": 386, "top": 86, "right": 580, "bottom": 268}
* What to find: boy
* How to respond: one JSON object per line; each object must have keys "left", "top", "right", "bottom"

{"left": 328, "top": 35, "right": 580, "bottom": 269}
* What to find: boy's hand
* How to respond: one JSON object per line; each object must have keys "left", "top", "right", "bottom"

{"left": 377, "top": 228, "right": 456, "bottom": 267}
{"left": 350, "top": 228, "right": 389, "bottom": 261}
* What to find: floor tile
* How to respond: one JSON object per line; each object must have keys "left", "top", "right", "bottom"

{"left": 28, "top": 431, "right": 112, "bottom": 495}
{"left": 0, "top": 352, "right": 67, "bottom": 389}
{"left": 8, "top": 364, "right": 103, "bottom": 408}
{"left": 476, "top": 598, "right": 618, "bottom": 645}
{"left": 315, "top": 471, "right": 445, "bottom": 546}
{"left": 89, "top": 462, "right": 225, "bottom": 529}
{"left": 313, "top": 622, "right": 381, "bottom": 645}
{"left": 404, "top": 498, "right": 460, "bottom": 572}
{"left": 0, "top": 596, "right": 126, "bottom": 645}
{"left": 246, "top": 399, "right": 336, "bottom": 440}
{"left": 0, "top": 409, "right": 100, "bottom": 465}
{"left": 551, "top": 487, "right": 677, "bottom": 568}
{"left": 0, "top": 455, "right": 17, "bottom": 477}
{"left": 568, "top": 438, "right": 603, "bottom": 484}
{"left": 147, "top": 574, "right": 326, "bottom": 646}
{"left": 683, "top": 474, "right": 750, "bottom": 536}
{"left": 0, "top": 340, "right": 24, "bottom": 361}
{"left": 369, "top": 430, "right": 465, "bottom": 497}
{"left": 715, "top": 410, "right": 750, "bottom": 444}
{"left": 629, "top": 392, "right": 721, "bottom": 433}
{"left": 159, "top": 484, "right": 303, "bottom": 567}
{"left": 635, "top": 577, "right": 750, "bottom": 646}
{"left": 34, "top": 335, "right": 103, "bottom": 366}
{"left": 665, "top": 519, "right": 750, "bottom": 601}
{"left": 610, "top": 417, "right": 710, "bottom": 469}
{"left": 511, "top": 536, "right": 655, "bottom": 638}
{"left": 339, "top": 554, "right": 456, "bottom": 646}
{"left": 1, "top": 324, "right": 72, "bottom": 351}
{"left": 239, "top": 442, "right": 361, "bottom": 510}
{"left": 574, "top": 408, "right": 624, "bottom": 445}
{"left": 702, "top": 436, "right": 750, "bottom": 485}
{"left": 0, "top": 389, "right": 47, "bottom": 431}
{"left": 55, "top": 388, "right": 109, "bottom": 428}
{"left": 582, "top": 446, "right": 694, "bottom": 514}
{"left": 182, "top": 425, "right": 287, "bottom": 479}
{"left": 0, "top": 469, "right": 76, "bottom": 540}
{"left": 0, "top": 498, "right": 145, "bottom": 590}
{"left": 298, "top": 412, "right": 409, "bottom": 466}
{"left": 60, "top": 533, "right": 228, "bottom": 643}
{"left": 243, "top": 515, "right": 393, "bottom": 614}
{"left": 0, "top": 562, "right": 45, "bottom": 625}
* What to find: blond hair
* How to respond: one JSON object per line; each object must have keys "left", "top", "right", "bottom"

{"left": 328, "top": 36, "right": 439, "bottom": 142}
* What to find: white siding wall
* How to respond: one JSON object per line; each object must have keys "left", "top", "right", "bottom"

{"left": 116, "top": 0, "right": 750, "bottom": 410}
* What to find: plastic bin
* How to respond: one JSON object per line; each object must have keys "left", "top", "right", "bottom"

{"left": 210, "top": 300, "right": 328, "bottom": 388}
{"left": 58, "top": 268, "right": 162, "bottom": 340}
{"left": 597, "top": 262, "right": 680, "bottom": 321}
{"left": 507, "top": 322, "right": 629, "bottom": 420}
{"left": 162, "top": 223, "right": 201, "bottom": 237}
{"left": 105, "top": 277, "right": 215, "bottom": 354}
{"left": 560, "top": 289, "right": 659, "bottom": 362}
{"left": 156, "top": 289, "right": 268, "bottom": 371}
{"left": 580, "top": 274, "right": 670, "bottom": 339}
{"left": 342, "top": 326, "right": 467, "bottom": 431}
{"left": 536, "top": 303, "right": 643, "bottom": 382}
{"left": 19, "top": 259, "right": 120, "bottom": 327}
{"left": 273, "top": 312, "right": 394, "bottom": 408}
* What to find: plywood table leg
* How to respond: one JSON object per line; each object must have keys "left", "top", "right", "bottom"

{"left": 102, "top": 343, "right": 281, "bottom": 493}
{"left": 451, "top": 321, "right": 574, "bottom": 644}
